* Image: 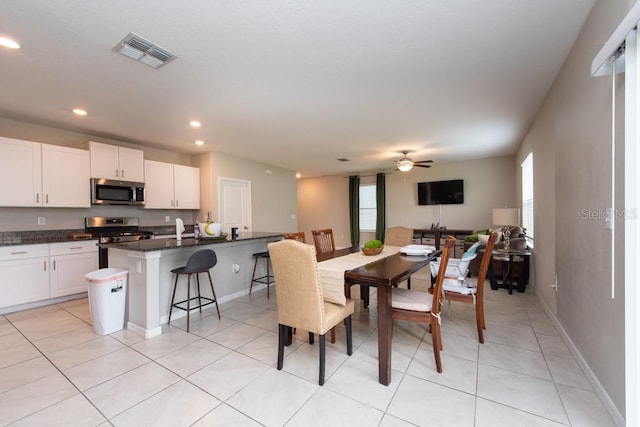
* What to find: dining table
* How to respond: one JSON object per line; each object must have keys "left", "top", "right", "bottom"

{"left": 317, "top": 246, "right": 440, "bottom": 386}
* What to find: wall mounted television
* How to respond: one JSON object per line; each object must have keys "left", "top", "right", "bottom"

{"left": 417, "top": 179, "right": 464, "bottom": 205}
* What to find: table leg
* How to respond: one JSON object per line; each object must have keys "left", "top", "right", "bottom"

{"left": 487, "top": 260, "right": 498, "bottom": 290}
{"left": 284, "top": 326, "right": 293, "bottom": 346}
{"left": 377, "top": 285, "right": 392, "bottom": 386}
{"left": 505, "top": 258, "right": 513, "bottom": 295}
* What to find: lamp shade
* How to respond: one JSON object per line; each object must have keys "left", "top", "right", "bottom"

{"left": 492, "top": 208, "right": 519, "bottom": 226}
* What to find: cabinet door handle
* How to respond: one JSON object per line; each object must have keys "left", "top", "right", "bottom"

{"left": 121, "top": 169, "right": 125, "bottom": 178}
{"left": 53, "top": 260, "right": 56, "bottom": 270}
{"left": 116, "top": 169, "right": 119, "bottom": 177}
{"left": 44, "top": 260, "right": 47, "bottom": 271}
{"left": 176, "top": 200, "right": 179, "bottom": 207}
{"left": 171, "top": 200, "right": 174, "bottom": 207}
{"left": 46, "top": 194, "right": 49, "bottom": 204}
{"left": 36, "top": 193, "right": 39, "bottom": 203}
{"left": 11, "top": 251, "right": 28, "bottom": 255}
{"left": 69, "top": 246, "right": 83, "bottom": 250}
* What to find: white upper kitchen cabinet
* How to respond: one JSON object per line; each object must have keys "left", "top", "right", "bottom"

{"left": 88, "top": 141, "right": 144, "bottom": 182}
{"left": 42, "top": 144, "right": 91, "bottom": 207}
{"left": 0, "top": 137, "right": 42, "bottom": 206}
{"left": 174, "top": 164, "right": 200, "bottom": 209}
{"left": 144, "top": 160, "right": 200, "bottom": 209}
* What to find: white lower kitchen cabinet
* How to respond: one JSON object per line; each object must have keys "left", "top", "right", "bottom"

{"left": 0, "top": 244, "right": 49, "bottom": 308}
{"left": 50, "top": 241, "right": 98, "bottom": 297}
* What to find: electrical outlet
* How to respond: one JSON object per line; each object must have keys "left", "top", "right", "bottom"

{"left": 232, "top": 264, "right": 240, "bottom": 274}
{"left": 37, "top": 217, "right": 45, "bottom": 225}
{"left": 165, "top": 215, "right": 170, "bottom": 222}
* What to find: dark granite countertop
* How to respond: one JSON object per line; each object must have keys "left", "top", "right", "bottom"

{"left": 104, "top": 232, "right": 285, "bottom": 252}
{"left": 0, "top": 229, "right": 96, "bottom": 246}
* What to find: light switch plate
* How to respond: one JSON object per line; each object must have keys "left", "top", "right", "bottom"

{"left": 37, "top": 217, "right": 45, "bottom": 225}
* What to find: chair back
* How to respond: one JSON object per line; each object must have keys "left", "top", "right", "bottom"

{"left": 183, "top": 249, "right": 217, "bottom": 273}
{"left": 284, "top": 231, "right": 307, "bottom": 243}
{"left": 475, "top": 231, "right": 498, "bottom": 300}
{"left": 312, "top": 229, "right": 336, "bottom": 254}
{"left": 431, "top": 236, "right": 456, "bottom": 316}
{"left": 268, "top": 239, "right": 325, "bottom": 333}
{"left": 384, "top": 226, "right": 414, "bottom": 247}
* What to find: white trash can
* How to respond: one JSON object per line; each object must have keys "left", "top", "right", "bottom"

{"left": 85, "top": 268, "right": 128, "bottom": 335}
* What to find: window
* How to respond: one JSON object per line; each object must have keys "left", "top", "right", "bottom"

{"left": 521, "top": 152, "right": 534, "bottom": 247}
{"left": 359, "top": 184, "right": 376, "bottom": 231}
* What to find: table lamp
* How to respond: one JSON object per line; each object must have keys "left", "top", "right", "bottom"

{"left": 492, "top": 208, "right": 520, "bottom": 251}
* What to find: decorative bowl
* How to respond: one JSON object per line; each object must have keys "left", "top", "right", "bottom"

{"left": 362, "top": 245, "right": 384, "bottom": 256}
{"left": 198, "top": 222, "right": 222, "bottom": 237}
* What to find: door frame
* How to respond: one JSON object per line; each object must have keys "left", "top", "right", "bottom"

{"left": 217, "top": 177, "right": 252, "bottom": 233}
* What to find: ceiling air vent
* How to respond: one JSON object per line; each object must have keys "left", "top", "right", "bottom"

{"left": 113, "top": 32, "right": 176, "bottom": 69}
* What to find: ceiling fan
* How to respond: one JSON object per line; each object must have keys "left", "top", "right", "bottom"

{"left": 395, "top": 151, "right": 433, "bottom": 172}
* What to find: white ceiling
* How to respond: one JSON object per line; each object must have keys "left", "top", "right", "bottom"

{"left": 0, "top": 1, "right": 595, "bottom": 177}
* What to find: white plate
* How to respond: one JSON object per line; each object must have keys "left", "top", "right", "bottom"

{"left": 400, "top": 244, "right": 435, "bottom": 256}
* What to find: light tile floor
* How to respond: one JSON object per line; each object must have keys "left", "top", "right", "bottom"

{"left": 0, "top": 276, "right": 616, "bottom": 426}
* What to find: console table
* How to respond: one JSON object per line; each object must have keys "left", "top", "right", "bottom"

{"left": 413, "top": 228, "right": 473, "bottom": 258}
{"left": 487, "top": 249, "right": 532, "bottom": 294}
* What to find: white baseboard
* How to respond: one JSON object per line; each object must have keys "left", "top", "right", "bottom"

{"left": 536, "top": 295, "right": 625, "bottom": 426}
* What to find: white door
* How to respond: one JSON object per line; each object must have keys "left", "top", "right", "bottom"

{"left": 218, "top": 177, "right": 251, "bottom": 234}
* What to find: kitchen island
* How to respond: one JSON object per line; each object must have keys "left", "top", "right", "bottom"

{"left": 107, "top": 232, "right": 284, "bottom": 338}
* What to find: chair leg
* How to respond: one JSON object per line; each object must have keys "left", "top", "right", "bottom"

{"left": 330, "top": 327, "right": 336, "bottom": 343}
{"left": 407, "top": 276, "right": 411, "bottom": 289}
{"left": 476, "top": 302, "right": 485, "bottom": 343}
{"left": 432, "top": 319, "right": 443, "bottom": 373}
{"left": 186, "top": 274, "right": 191, "bottom": 333}
{"left": 168, "top": 274, "right": 179, "bottom": 325}
{"left": 249, "top": 256, "right": 259, "bottom": 294}
{"left": 277, "top": 324, "right": 285, "bottom": 370}
{"left": 206, "top": 271, "right": 221, "bottom": 319}
{"left": 266, "top": 257, "right": 270, "bottom": 299}
{"left": 309, "top": 332, "right": 314, "bottom": 345}
{"left": 345, "top": 316, "right": 353, "bottom": 355}
{"left": 319, "top": 334, "right": 326, "bottom": 385}
{"left": 196, "top": 273, "right": 203, "bottom": 313}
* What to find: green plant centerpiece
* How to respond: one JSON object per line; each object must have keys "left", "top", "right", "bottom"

{"left": 362, "top": 239, "right": 384, "bottom": 255}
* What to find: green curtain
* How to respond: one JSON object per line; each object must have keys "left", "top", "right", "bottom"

{"left": 349, "top": 175, "right": 360, "bottom": 247}
{"left": 375, "top": 172, "right": 386, "bottom": 241}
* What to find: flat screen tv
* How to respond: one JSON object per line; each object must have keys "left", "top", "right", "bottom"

{"left": 418, "top": 179, "right": 464, "bottom": 205}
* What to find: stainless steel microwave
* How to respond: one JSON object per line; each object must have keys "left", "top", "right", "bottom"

{"left": 91, "top": 178, "right": 145, "bottom": 205}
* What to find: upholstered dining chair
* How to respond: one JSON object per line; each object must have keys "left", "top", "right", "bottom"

{"left": 312, "top": 229, "right": 335, "bottom": 254}
{"left": 440, "top": 231, "right": 497, "bottom": 343}
{"left": 384, "top": 226, "right": 414, "bottom": 247}
{"left": 268, "top": 239, "right": 354, "bottom": 385}
{"left": 390, "top": 236, "right": 455, "bottom": 373}
{"left": 283, "top": 230, "right": 336, "bottom": 343}
{"left": 284, "top": 231, "right": 307, "bottom": 243}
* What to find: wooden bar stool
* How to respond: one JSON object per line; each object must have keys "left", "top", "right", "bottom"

{"left": 168, "top": 249, "right": 220, "bottom": 332}
{"left": 250, "top": 250, "right": 274, "bottom": 298}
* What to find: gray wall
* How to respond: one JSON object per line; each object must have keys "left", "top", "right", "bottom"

{"left": 0, "top": 117, "right": 297, "bottom": 233}
{"left": 517, "top": 0, "right": 632, "bottom": 417}
{"left": 297, "top": 155, "right": 517, "bottom": 248}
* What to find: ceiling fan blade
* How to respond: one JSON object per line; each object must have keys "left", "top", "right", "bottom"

{"left": 414, "top": 164, "right": 432, "bottom": 168}
{"left": 414, "top": 160, "right": 434, "bottom": 164}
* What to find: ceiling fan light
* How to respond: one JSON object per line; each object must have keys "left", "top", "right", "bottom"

{"left": 398, "top": 160, "right": 413, "bottom": 172}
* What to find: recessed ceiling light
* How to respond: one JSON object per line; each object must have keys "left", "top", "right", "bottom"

{"left": 194, "top": 140, "right": 204, "bottom": 146}
{"left": 189, "top": 120, "right": 201, "bottom": 128}
{"left": 72, "top": 108, "right": 88, "bottom": 116}
{"left": 0, "top": 36, "right": 20, "bottom": 49}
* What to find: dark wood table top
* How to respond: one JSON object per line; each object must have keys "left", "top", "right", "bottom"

{"left": 344, "top": 251, "right": 440, "bottom": 287}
